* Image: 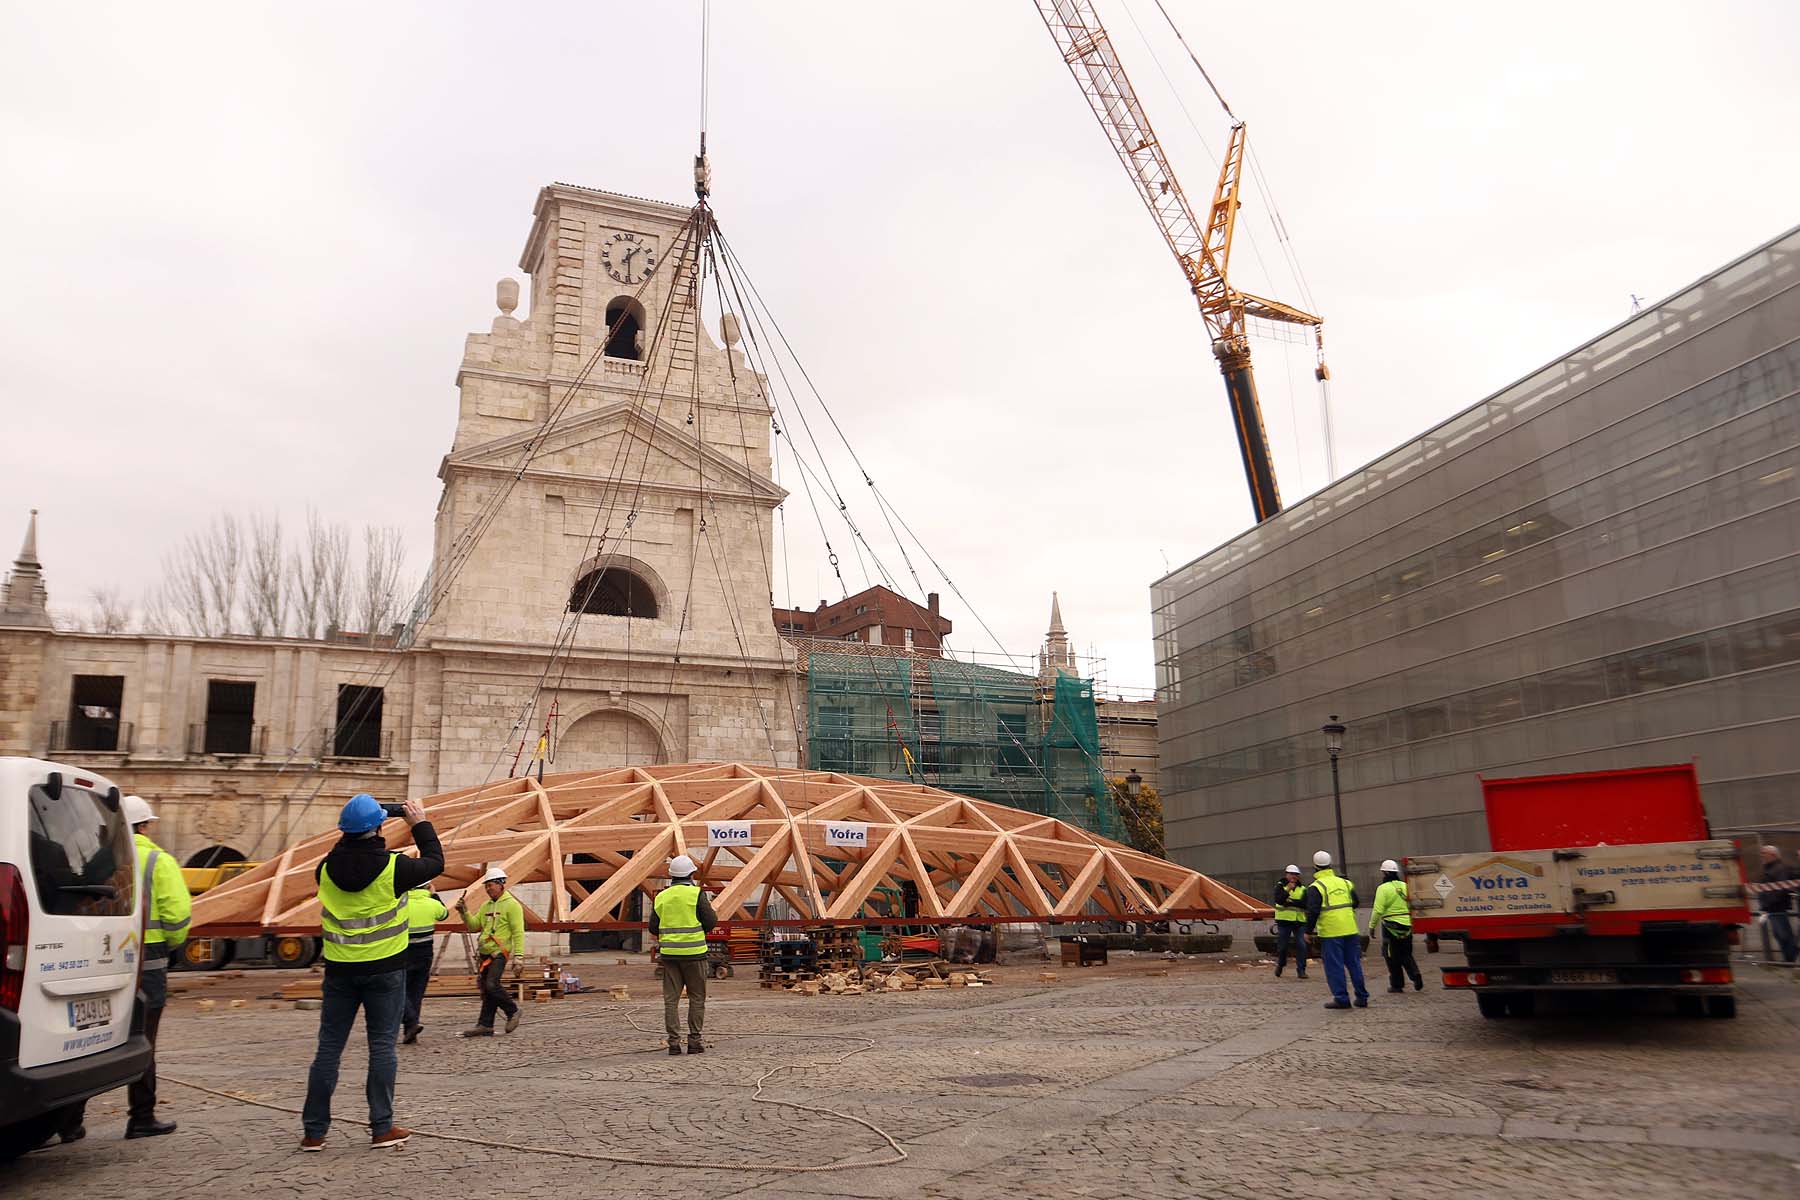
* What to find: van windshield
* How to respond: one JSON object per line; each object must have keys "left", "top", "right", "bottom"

{"left": 27, "top": 782, "right": 135, "bottom": 916}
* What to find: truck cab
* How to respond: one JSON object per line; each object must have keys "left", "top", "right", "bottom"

{"left": 1, "top": 757, "right": 153, "bottom": 1158}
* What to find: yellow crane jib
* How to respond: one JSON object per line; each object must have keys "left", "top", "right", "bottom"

{"left": 1033, "top": 0, "right": 1326, "bottom": 523}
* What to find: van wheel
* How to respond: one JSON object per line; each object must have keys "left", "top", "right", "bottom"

{"left": 1705, "top": 995, "right": 1737, "bottom": 1019}
{"left": 0, "top": 1112, "right": 63, "bottom": 1162}
{"left": 271, "top": 937, "right": 317, "bottom": 968}
{"left": 1476, "top": 993, "right": 1509, "bottom": 1019}
{"left": 178, "top": 939, "right": 233, "bottom": 971}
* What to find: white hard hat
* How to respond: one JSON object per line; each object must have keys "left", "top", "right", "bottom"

{"left": 1312, "top": 850, "right": 1332, "bottom": 868}
{"left": 122, "top": 795, "right": 157, "bottom": 825}
{"left": 1284, "top": 864, "right": 1301, "bottom": 875}
{"left": 479, "top": 867, "right": 508, "bottom": 885}
{"left": 668, "top": 854, "right": 697, "bottom": 878}
{"left": 1381, "top": 858, "right": 1400, "bottom": 873}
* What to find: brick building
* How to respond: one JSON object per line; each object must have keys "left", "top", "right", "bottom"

{"left": 774, "top": 585, "right": 952, "bottom": 653}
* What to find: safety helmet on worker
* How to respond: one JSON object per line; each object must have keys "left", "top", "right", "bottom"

{"left": 338, "top": 792, "right": 386, "bottom": 834}
{"left": 1313, "top": 850, "right": 1332, "bottom": 868}
{"left": 668, "top": 854, "right": 698, "bottom": 879}
{"left": 122, "top": 794, "right": 157, "bottom": 827}
{"left": 1380, "top": 859, "right": 1400, "bottom": 873}
{"left": 479, "top": 867, "right": 508, "bottom": 885}
{"left": 1283, "top": 864, "right": 1301, "bottom": 875}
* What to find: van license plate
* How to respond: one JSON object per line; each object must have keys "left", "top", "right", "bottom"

{"left": 68, "top": 997, "right": 112, "bottom": 1029}
{"left": 1550, "top": 969, "right": 1614, "bottom": 984}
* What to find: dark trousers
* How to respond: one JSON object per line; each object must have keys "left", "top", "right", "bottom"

{"left": 661, "top": 955, "right": 708, "bottom": 1044}
{"left": 1320, "top": 933, "right": 1368, "bottom": 1005}
{"left": 477, "top": 952, "right": 519, "bottom": 1028}
{"left": 1383, "top": 929, "right": 1424, "bottom": 989}
{"left": 402, "top": 941, "right": 434, "bottom": 1029}
{"left": 303, "top": 968, "right": 403, "bottom": 1139}
{"left": 1273, "top": 921, "right": 1308, "bottom": 975}
{"left": 1767, "top": 911, "right": 1799, "bottom": 963}
{"left": 61, "top": 961, "right": 166, "bottom": 1133}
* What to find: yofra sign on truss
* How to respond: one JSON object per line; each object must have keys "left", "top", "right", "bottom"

{"left": 823, "top": 821, "right": 868, "bottom": 849}
{"left": 707, "top": 821, "right": 754, "bottom": 847}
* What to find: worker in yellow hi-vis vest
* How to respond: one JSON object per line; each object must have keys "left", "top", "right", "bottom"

{"left": 651, "top": 854, "right": 718, "bottom": 1055}
{"left": 1373, "top": 859, "right": 1424, "bottom": 993}
{"left": 457, "top": 866, "right": 525, "bottom": 1037}
{"left": 1305, "top": 850, "right": 1369, "bottom": 1010}
{"left": 1271, "top": 864, "right": 1310, "bottom": 979}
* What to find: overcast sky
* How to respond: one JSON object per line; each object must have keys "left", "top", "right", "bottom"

{"left": 3, "top": 1, "right": 1796, "bottom": 692}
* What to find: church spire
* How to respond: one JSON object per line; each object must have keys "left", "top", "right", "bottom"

{"left": 1039, "top": 591, "right": 1076, "bottom": 682}
{"left": 1048, "top": 591, "right": 1066, "bottom": 636}
{"left": 2, "top": 508, "right": 52, "bottom": 628}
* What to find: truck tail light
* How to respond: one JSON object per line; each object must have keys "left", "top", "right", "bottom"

{"left": 1680, "top": 967, "right": 1731, "bottom": 985}
{"left": 0, "top": 864, "right": 26, "bottom": 1012}
{"left": 1443, "top": 969, "right": 1485, "bottom": 988}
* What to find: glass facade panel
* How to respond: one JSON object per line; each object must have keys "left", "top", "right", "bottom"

{"left": 1156, "top": 227, "right": 1800, "bottom": 888}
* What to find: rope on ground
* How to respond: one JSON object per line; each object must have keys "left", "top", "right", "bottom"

{"left": 161, "top": 1003, "right": 906, "bottom": 1174}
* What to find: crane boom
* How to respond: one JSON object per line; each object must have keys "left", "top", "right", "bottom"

{"left": 1033, "top": 0, "right": 1324, "bottom": 523}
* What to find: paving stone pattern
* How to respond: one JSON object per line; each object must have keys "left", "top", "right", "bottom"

{"left": 9, "top": 959, "right": 1799, "bottom": 1199}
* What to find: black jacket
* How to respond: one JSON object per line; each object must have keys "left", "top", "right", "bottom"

{"left": 647, "top": 881, "right": 719, "bottom": 937}
{"left": 1761, "top": 859, "right": 1797, "bottom": 913}
{"left": 314, "top": 821, "right": 445, "bottom": 976}
{"left": 1273, "top": 879, "right": 1306, "bottom": 917}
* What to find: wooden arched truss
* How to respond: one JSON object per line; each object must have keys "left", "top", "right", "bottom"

{"left": 189, "top": 762, "right": 1270, "bottom": 933}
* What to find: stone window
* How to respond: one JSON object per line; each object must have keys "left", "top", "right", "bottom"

{"left": 569, "top": 566, "right": 659, "bottom": 618}
{"left": 334, "top": 683, "right": 386, "bottom": 758}
{"left": 65, "top": 674, "right": 124, "bottom": 752}
{"left": 604, "top": 297, "right": 647, "bottom": 360}
{"left": 202, "top": 680, "right": 257, "bottom": 755}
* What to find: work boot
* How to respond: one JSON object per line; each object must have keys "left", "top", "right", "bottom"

{"left": 1413, "top": 980, "right": 1424, "bottom": 991}
{"left": 687, "top": 1038, "right": 705, "bottom": 1055}
{"left": 1354, "top": 997, "right": 1370, "bottom": 1008}
{"left": 124, "top": 1118, "right": 176, "bottom": 1139}
{"left": 1297, "top": 971, "right": 1308, "bottom": 979}
{"left": 1322, "top": 999, "right": 1351, "bottom": 1010}
{"left": 1388, "top": 985, "right": 1404, "bottom": 994}
{"left": 668, "top": 1042, "right": 683, "bottom": 1056}
{"left": 504, "top": 1010, "right": 521, "bottom": 1034}
{"left": 1274, "top": 963, "right": 1284, "bottom": 977}
{"left": 401, "top": 1022, "right": 423, "bottom": 1044}
{"left": 370, "top": 1126, "right": 411, "bottom": 1150}
{"left": 461, "top": 1025, "right": 495, "bottom": 1038}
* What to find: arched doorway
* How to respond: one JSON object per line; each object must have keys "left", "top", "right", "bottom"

{"left": 186, "top": 844, "right": 247, "bottom": 868}
{"left": 555, "top": 709, "right": 666, "bottom": 772}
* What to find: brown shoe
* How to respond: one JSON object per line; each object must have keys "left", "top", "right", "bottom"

{"left": 300, "top": 1135, "right": 325, "bottom": 1152}
{"left": 687, "top": 1039, "right": 705, "bottom": 1055}
{"left": 461, "top": 1026, "right": 494, "bottom": 1038}
{"left": 504, "top": 1011, "right": 521, "bottom": 1034}
{"left": 370, "top": 1127, "right": 411, "bottom": 1150}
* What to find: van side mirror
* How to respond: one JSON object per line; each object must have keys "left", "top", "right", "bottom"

{"left": 45, "top": 771, "right": 62, "bottom": 801}
{"left": 104, "top": 786, "right": 121, "bottom": 811}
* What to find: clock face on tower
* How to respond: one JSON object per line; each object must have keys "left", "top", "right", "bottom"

{"left": 601, "top": 230, "right": 658, "bottom": 285}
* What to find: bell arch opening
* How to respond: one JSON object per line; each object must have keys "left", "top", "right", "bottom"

{"left": 604, "top": 297, "right": 647, "bottom": 360}
{"left": 568, "top": 565, "right": 660, "bottom": 618}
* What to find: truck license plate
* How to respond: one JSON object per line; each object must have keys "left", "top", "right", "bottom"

{"left": 1550, "top": 969, "right": 1614, "bottom": 984}
{"left": 68, "top": 996, "right": 112, "bottom": 1030}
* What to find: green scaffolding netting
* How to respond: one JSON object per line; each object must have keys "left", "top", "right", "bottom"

{"left": 804, "top": 650, "right": 1126, "bottom": 841}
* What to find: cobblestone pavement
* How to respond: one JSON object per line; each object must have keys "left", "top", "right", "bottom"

{"left": 9, "top": 955, "right": 1798, "bottom": 1198}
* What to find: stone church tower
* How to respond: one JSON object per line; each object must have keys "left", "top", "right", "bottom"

{"left": 411, "top": 183, "right": 799, "bottom": 792}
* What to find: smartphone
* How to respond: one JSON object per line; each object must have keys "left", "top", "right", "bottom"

{"left": 380, "top": 802, "right": 406, "bottom": 819}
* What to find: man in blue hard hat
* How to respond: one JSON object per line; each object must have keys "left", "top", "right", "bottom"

{"left": 300, "top": 793, "right": 443, "bottom": 1152}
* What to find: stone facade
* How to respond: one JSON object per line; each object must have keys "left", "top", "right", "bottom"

{"left": 0, "top": 183, "right": 799, "bottom": 868}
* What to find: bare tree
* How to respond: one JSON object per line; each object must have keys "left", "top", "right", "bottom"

{"left": 289, "top": 509, "right": 326, "bottom": 639}
{"left": 245, "top": 512, "right": 286, "bottom": 637}
{"left": 139, "top": 584, "right": 176, "bottom": 636}
{"left": 88, "top": 587, "right": 133, "bottom": 634}
{"left": 357, "top": 525, "right": 407, "bottom": 636}
{"left": 156, "top": 514, "right": 244, "bottom": 636}
{"left": 319, "top": 520, "right": 352, "bottom": 636}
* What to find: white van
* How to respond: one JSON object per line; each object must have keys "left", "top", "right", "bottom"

{"left": 1, "top": 758, "right": 151, "bottom": 1159}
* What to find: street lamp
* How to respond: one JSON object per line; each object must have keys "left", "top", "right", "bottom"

{"left": 1321, "top": 715, "right": 1347, "bottom": 874}
{"left": 1124, "top": 770, "right": 1143, "bottom": 800}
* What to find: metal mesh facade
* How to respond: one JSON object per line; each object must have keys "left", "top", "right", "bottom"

{"left": 1154, "top": 227, "right": 1800, "bottom": 896}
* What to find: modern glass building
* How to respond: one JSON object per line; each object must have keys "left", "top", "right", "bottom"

{"left": 1153, "top": 227, "right": 1800, "bottom": 896}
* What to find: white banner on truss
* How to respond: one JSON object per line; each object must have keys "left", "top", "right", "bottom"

{"left": 707, "top": 820, "right": 754, "bottom": 847}
{"left": 823, "top": 821, "right": 869, "bottom": 849}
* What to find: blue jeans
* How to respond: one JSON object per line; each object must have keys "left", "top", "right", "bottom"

{"left": 1274, "top": 921, "right": 1308, "bottom": 975}
{"left": 303, "top": 969, "right": 404, "bottom": 1138}
{"left": 1320, "top": 933, "right": 1368, "bottom": 1005}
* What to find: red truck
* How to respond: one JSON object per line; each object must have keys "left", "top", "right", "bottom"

{"left": 1405, "top": 764, "right": 1750, "bottom": 1019}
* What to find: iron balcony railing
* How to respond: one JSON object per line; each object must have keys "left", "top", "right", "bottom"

{"left": 47, "top": 720, "right": 134, "bottom": 755}
{"left": 187, "top": 722, "right": 266, "bottom": 757}
{"left": 320, "top": 726, "right": 394, "bottom": 761}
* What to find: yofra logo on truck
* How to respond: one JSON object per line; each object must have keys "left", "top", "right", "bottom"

{"left": 1441, "top": 856, "right": 1556, "bottom": 915}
